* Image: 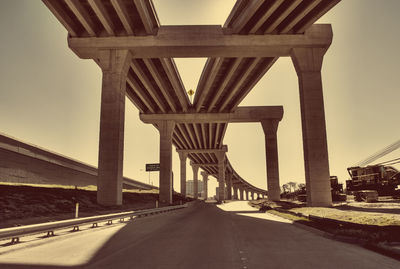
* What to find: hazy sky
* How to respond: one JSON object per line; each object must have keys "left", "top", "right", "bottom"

{"left": 0, "top": 1, "right": 399, "bottom": 196}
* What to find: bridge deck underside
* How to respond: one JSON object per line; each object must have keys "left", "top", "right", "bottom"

{"left": 42, "top": 0, "right": 340, "bottom": 195}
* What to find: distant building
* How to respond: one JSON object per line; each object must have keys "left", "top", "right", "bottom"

{"left": 186, "top": 180, "right": 203, "bottom": 197}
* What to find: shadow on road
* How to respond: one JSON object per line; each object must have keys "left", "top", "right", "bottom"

{"left": 0, "top": 201, "right": 398, "bottom": 269}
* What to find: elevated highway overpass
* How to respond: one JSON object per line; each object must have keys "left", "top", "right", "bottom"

{"left": 37, "top": 0, "right": 341, "bottom": 206}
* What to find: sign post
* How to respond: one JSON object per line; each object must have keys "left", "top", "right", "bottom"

{"left": 146, "top": 163, "right": 160, "bottom": 171}
{"left": 145, "top": 163, "right": 160, "bottom": 185}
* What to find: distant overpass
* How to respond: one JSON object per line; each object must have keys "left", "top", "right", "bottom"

{"left": 0, "top": 132, "right": 156, "bottom": 191}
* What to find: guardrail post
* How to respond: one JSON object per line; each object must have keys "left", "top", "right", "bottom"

{"left": 75, "top": 202, "right": 79, "bottom": 218}
{"left": 46, "top": 231, "right": 55, "bottom": 237}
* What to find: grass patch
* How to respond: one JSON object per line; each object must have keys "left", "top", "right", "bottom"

{"left": 0, "top": 184, "right": 189, "bottom": 228}
{"left": 266, "top": 209, "right": 309, "bottom": 222}
{"left": 249, "top": 199, "right": 400, "bottom": 243}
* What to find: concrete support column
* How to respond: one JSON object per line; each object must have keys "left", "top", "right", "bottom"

{"left": 291, "top": 48, "right": 332, "bottom": 207}
{"left": 97, "top": 50, "right": 131, "bottom": 206}
{"left": 201, "top": 171, "right": 208, "bottom": 200}
{"left": 215, "top": 152, "right": 226, "bottom": 203}
{"left": 239, "top": 188, "right": 244, "bottom": 200}
{"left": 158, "top": 120, "right": 175, "bottom": 204}
{"left": 226, "top": 171, "right": 232, "bottom": 200}
{"left": 233, "top": 186, "right": 238, "bottom": 200}
{"left": 191, "top": 162, "right": 199, "bottom": 199}
{"left": 251, "top": 192, "right": 254, "bottom": 200}
{"left": 261, "top": 119, "right": 281, "bottom": 202}
{"left": 178, "top": 152, "right": 188, "bottom": 197}
{"left": 245, "top": 190, "right": 249, "bottom": 201}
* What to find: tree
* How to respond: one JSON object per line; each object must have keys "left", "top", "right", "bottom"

{"left": 282, "top": 184, "right": 290, "bottom": 193}
{"left": 287, "top": 182, "right": 297, "bottom": 193}
{"left": 298, "top": 183, "right": 306, "bottom": 192}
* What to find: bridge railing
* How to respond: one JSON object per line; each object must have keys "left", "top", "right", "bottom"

{"left": 0, "top": 204, "right": 187, "bottom": 244}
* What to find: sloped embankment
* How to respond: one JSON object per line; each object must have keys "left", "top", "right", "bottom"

{"left": 0, "top": 184, "right": 188, "bottom": 228}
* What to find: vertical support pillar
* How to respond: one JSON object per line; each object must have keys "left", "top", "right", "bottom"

{"left": 158, "top": 120, "right": 175, "bottom": 204}
{"left": 291, "top": 48, "right": 332, "bottom": 207}
{"left": 191, "top": 162, "right": 199, "bottom": 199}
{"left": 178, "top": 152, "right": 188, "bottom": 197}
{"left": 233, "top": 186, "right": 238, "bottom": 200}
{"left": 251, "top": 192, "right": 254, "bottom": 200}
{"left": 201, "top": 171, "right": 208, "bottom": 200}
{"left": 261, "top": 119, "right": 281, "bottom": 202}
{"left": 215, "top": 150, "right": 226, "bottom": 203}
{"left": 226, "top": 171, "right": 232, "bottom": 200}
{"left": 239, "top": 187, "right": 244, "bottom": 200}
{"left": 245, "top": 190, "right": 249, "bottom": 201}
{"left": 97, "top": 49, "right": 131, "bottom": 206}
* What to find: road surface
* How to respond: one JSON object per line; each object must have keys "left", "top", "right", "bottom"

{"left": 0, "top": 201, "right": 399, "bottom": 268}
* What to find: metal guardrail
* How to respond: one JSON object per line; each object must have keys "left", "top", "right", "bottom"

{"left": 0, "top": 204, "right": 187, "bottom": 244}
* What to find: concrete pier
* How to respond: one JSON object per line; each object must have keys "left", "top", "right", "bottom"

{"left": 233, "top": 186, "right": 238, "bottom": 200}
{"left": 291, "top": 48, "right": 332, "bottom": 207}
{"left": 261, "top": 119, "right": 281, "bottom": 202}
{"left": 178, "top": 152, "right": 188, "bottom": 197}
{"left": 215, "top": 151, "right": 226, "bottom": 202}
{"left": 97, "top": 50, "right": 131, "bottom": 206}
{"left": 158, "top": 120, "right": 175, "bottom": 204}
{"left": 191, "top": 162, "right": 199, "bottom": 199}
{"left": 240, "top": 188, "right": 245, "bottom": 201}
{"left": 226, "top": 171, "right": 232, "bottom": 200}
{"left": 201, "top": 171, "right": 208, "bottom": 200}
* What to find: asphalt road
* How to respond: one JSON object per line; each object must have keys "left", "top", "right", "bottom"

{"left": 0, "top": 201, "right": 399, "bottom": 269}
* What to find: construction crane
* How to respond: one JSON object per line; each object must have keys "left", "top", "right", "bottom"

{"left": 347, "top": 139, "right": 400, "bottom": 196}
{"left": 354, "top": 139, "right": 400, "bottom": 167}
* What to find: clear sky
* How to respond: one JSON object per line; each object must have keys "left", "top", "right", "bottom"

{"left": 0, "top": 1, "right": 399, "bottom": 196}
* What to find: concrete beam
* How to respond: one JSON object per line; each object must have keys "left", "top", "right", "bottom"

{"left": 141, "top": 106, "right": 283, "bottom": 124}
{"left": 190, "top": 163, "right": 218, "bottom": 167}
{"left": 69, "top": 24, "right": 332, "bottom": 58}
{"left": 176, "top": 145, "right": 228, "bottom": 154}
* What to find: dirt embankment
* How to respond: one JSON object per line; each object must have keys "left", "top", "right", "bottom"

{"left": 0, "top": 184, "right": 189, "bottom": 228}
